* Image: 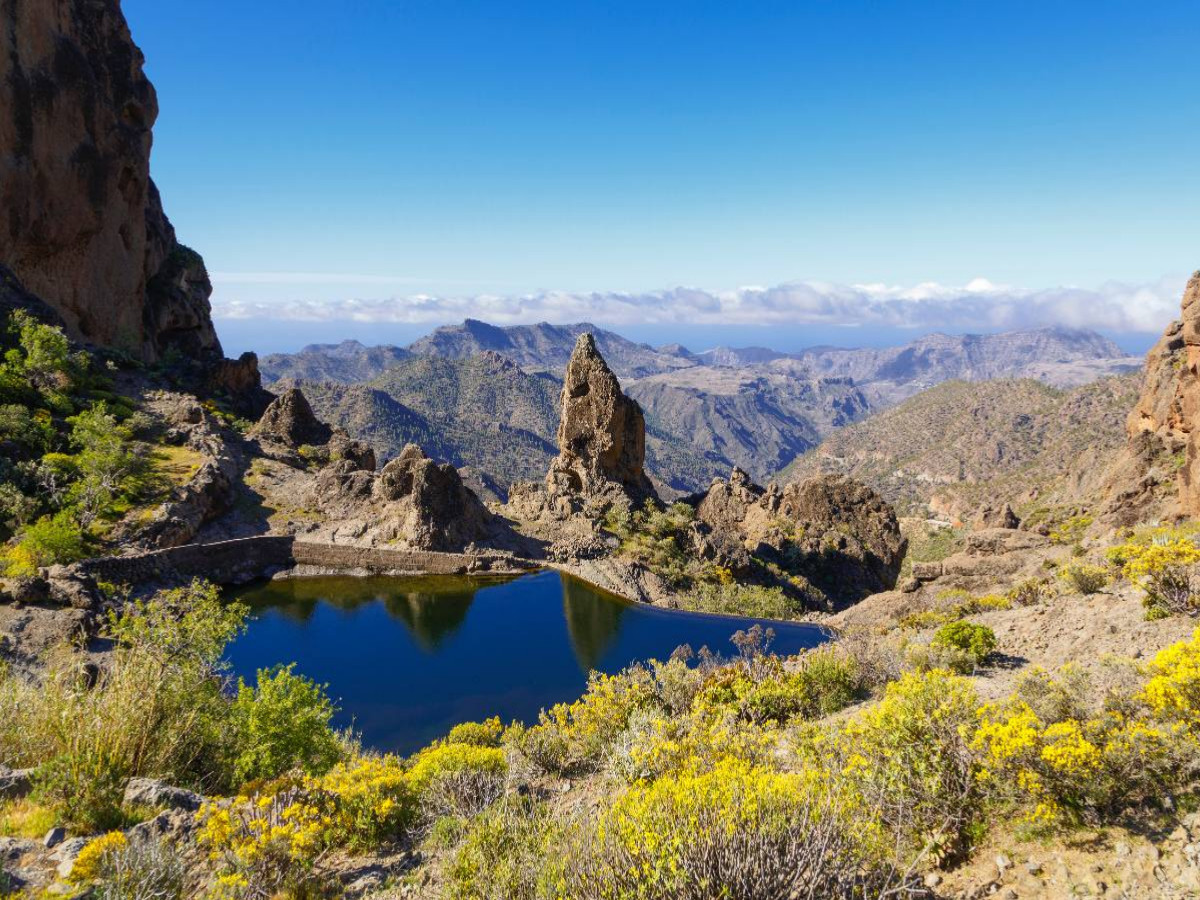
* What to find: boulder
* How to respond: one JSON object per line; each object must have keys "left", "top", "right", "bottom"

{"left": 44, "top": 566, "right": 101, "bottom": 610}
{"left": 0, "top": 768, "right": 34, "bottom": 800}
{"left": 329, "top": 431, "right": 376, "bottom": 472}
{"left": 978, "top": 503, "right": 1021, "bottom": 530}
{"left": 137, "top": 453, "right": 235, "bottom": 549}
{"left": 123, "top": 777, "right": 204, "bottom": 812}
{"left": 206, "top": 352, "right": 274, "bottom": 418}
{"left": 546, "top": 334, "right": 656, "bottom": 505}
{"left": 4, "top": 575, "right": 49, "bottom": 605}
{"left": 252, "top": 388, "right": 333, "bottom": 448}
{"left": 374, "top": 445, "right": 491, "bottom": 551}
{"left": 695, "top": 468, "right": 764, "bottom": 533}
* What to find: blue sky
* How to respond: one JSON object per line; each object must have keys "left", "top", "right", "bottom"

{"left": 125, "top": 1, "right": 1199, "bottom": 352}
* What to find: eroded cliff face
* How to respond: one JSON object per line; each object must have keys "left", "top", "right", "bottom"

{"left": 0, "top": 0, "right": 220, "bottom": 362}
{"left": 1106, "top": 272, "right": 1200, "bottom": 524}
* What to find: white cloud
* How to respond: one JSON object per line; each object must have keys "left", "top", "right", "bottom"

{"left": 210, "top": 273, "right": 1188, "bottom": 334}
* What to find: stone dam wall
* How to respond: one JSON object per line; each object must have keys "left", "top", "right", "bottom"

{"left": 78, "top": 536, "right": 538, "bottom": 587}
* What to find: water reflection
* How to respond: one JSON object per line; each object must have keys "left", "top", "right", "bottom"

{"left": 227, "top": 570, "right": 826, "bottom": 753}
{"left": 561, "top": 575, "right": 627, "bottom": 671}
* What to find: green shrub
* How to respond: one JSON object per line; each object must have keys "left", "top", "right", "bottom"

{"left": 567, "top": 758, "right": 900, "bottom": 900}
{"left": 931, "top": 621, "right": 998, "bottom": 673}
{"left": 1006, "top": 577, "right": 1054, "bottom": 607}
{"left": 446, "top": 716, "right": 505, "bottom": 748}
{"left": 447, "top": 798, "right": 561, "bottom": 900}
{"left": 1049, "top": 514, "right": 1093, "bottom": 546}
{"left": 71, "top": 832, "right": 184, "bottom": 900}
{"left": 518, "top": 670, "right": 655, "bottom": 776}
{"left": 604, "top": 500, "right": 696, "bottom": 583}
{"left": 1, "top": 581, "right": 246, "bottom": 828}
{"left": 3, "top": 510, "right": 87, "bottom": 575}
{"left": 1059, "top": 562, "right": 1109, "bottom": 595}
{"left": 836, "top": 670, "right": 982, "bottom": 861}
{"left": 408, "top": 743, "right": 507, "bottom": 818}
{"left": 685, "top": 580, "right": 800, "bottom": 619}
{"left": 229, "top": 664, "right": 343, "bottom": 785}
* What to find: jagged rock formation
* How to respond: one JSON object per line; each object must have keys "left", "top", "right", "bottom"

{"left": 302, "top": 443, "right": 491, "bottom": 552}
{"left": 252, "top": 388, "right": 333, "bottom": 448}
{"left": 694, "top": 469, "right": 905, "bottom": 607}
{"left": 373, "top": 445, "right": 491, "bottom": 549}
{"left": 0, "top": 0, "right": 220, "bottom": 363}
{"left": 1106, "top": 272, "right": 1200, "bottom": 524}
{"left": 546, "top": 334, "right": 657, "bottom": 506}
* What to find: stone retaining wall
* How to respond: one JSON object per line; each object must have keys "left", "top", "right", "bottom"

{"left": 78, "top": 536, "right": 537, "bottom": 587}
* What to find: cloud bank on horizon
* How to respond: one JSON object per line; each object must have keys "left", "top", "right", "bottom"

{"left": 210, "top": 273, "right": 1186, "bottom": 334}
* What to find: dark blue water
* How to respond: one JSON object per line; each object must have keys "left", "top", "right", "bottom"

{"left": 226, "top": 570, "right": 827, "bottom": 754}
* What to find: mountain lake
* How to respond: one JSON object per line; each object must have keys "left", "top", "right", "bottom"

{"left": 226, "top": 569, "right": 828, "bottom": 753}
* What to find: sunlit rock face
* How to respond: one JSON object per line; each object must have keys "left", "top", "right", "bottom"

{"left": 0, "top": 0, "right": 220, "bottom": 363}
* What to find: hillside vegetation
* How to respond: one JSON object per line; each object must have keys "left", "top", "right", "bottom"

{"left": 785, "top": 375, "right": 1140, "bottom": 522}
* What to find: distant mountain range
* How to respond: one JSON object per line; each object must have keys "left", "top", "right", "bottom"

{"left": 259, "top": 320, "right": 1143, "bottom": 495}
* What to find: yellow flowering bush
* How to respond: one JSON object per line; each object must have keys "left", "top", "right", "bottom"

{"left": 408, "top": 743, "right": 507, "bottom": 817}
{"left": 68, "top": 830, "right": 128, "bottom": 883}
{"left": 1059, "top": 562, "right": 1109, "bottom": 595}
{"left": 973, "top": 637, "right": 1200, "bottom": 826}
{"left": 519, "top": 670, "right": 655, "bottom": 775}
{"left": 1142, "top": 626, "right": 1200, "bottom": 725}
{"left": 198, "top": 789, "right": 330, "bottom": 899}
{"left": 316, "top": 755, "right": 416, "bottom": 849}
{"left": 1106, "top": 527, "right": 1200, "bottom": 617}
{"left": 445, "top": 716, "right": 505, "bottom": 748}
{"left": 834, "top": 670, "right": 980, "bottom": 859}
{"left": 567, "top": 758, "right": 896, "bottom": 900}
{"left": 621, "top": 706, "right": 781, "bottom": 782}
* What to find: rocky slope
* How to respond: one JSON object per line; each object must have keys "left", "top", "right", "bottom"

{"left": 787, "top": 375, "right": 1140, "bottom": 523}
{"left": 0, "top": 0, "right": 221, "bottom": 364}
{"left": 626, "top": 366, "right": 869, "bottom": 480}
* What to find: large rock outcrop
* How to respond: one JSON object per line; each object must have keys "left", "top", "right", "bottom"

{"left": 373, "top": 445, "right": 491, "bottom": 550}
{"left": 1106, "top": 272, "right": 1200, "bottom": 524}
{"left": 546, "top": 333, "right": 656, "bottom": 505}
{"left": 0, "top": 0, "right": 220, "bottom": 363}
{"left": 695, "top": 469, "right": 905, "bottom": 607}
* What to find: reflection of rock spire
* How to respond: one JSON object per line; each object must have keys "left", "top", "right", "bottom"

{"left": 383, "top": 590, "right": 474, "bottom": 652}
{"left": 560, "top": 573, "right": 627, "bottom": 673}
{"left": 236, "top": 576, "right": 476, "bottom": 650}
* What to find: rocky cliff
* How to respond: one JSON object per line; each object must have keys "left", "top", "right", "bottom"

{"left": 0, "top": 0, "right": 221, "bottom": 363}
{"left": 1112, "top": 272, "right": 1200, "bottom": 522}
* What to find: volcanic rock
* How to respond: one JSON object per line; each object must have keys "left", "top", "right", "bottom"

{"left": 206, "top": 353, "right": 274, "bottom": 419}
{"left": 773, "top": 475, "right": 906, "bottom": 602}
{"left": 546, "top": 334, "right": 656, "bottom": 505}
{"left": 252, "top": 388, "right": 333, "bottom": 448}
{"left": 1106, "top": 271, "right": 1200, "bottom": 522}
{"left": 374, "top": 445, "right": 491, "bottom": 551}
{"left": 0, "top": 0, "right": 220, "bottom": 363}
{"left": 978, "top": 503, "right": 1021, "bottom": 530}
